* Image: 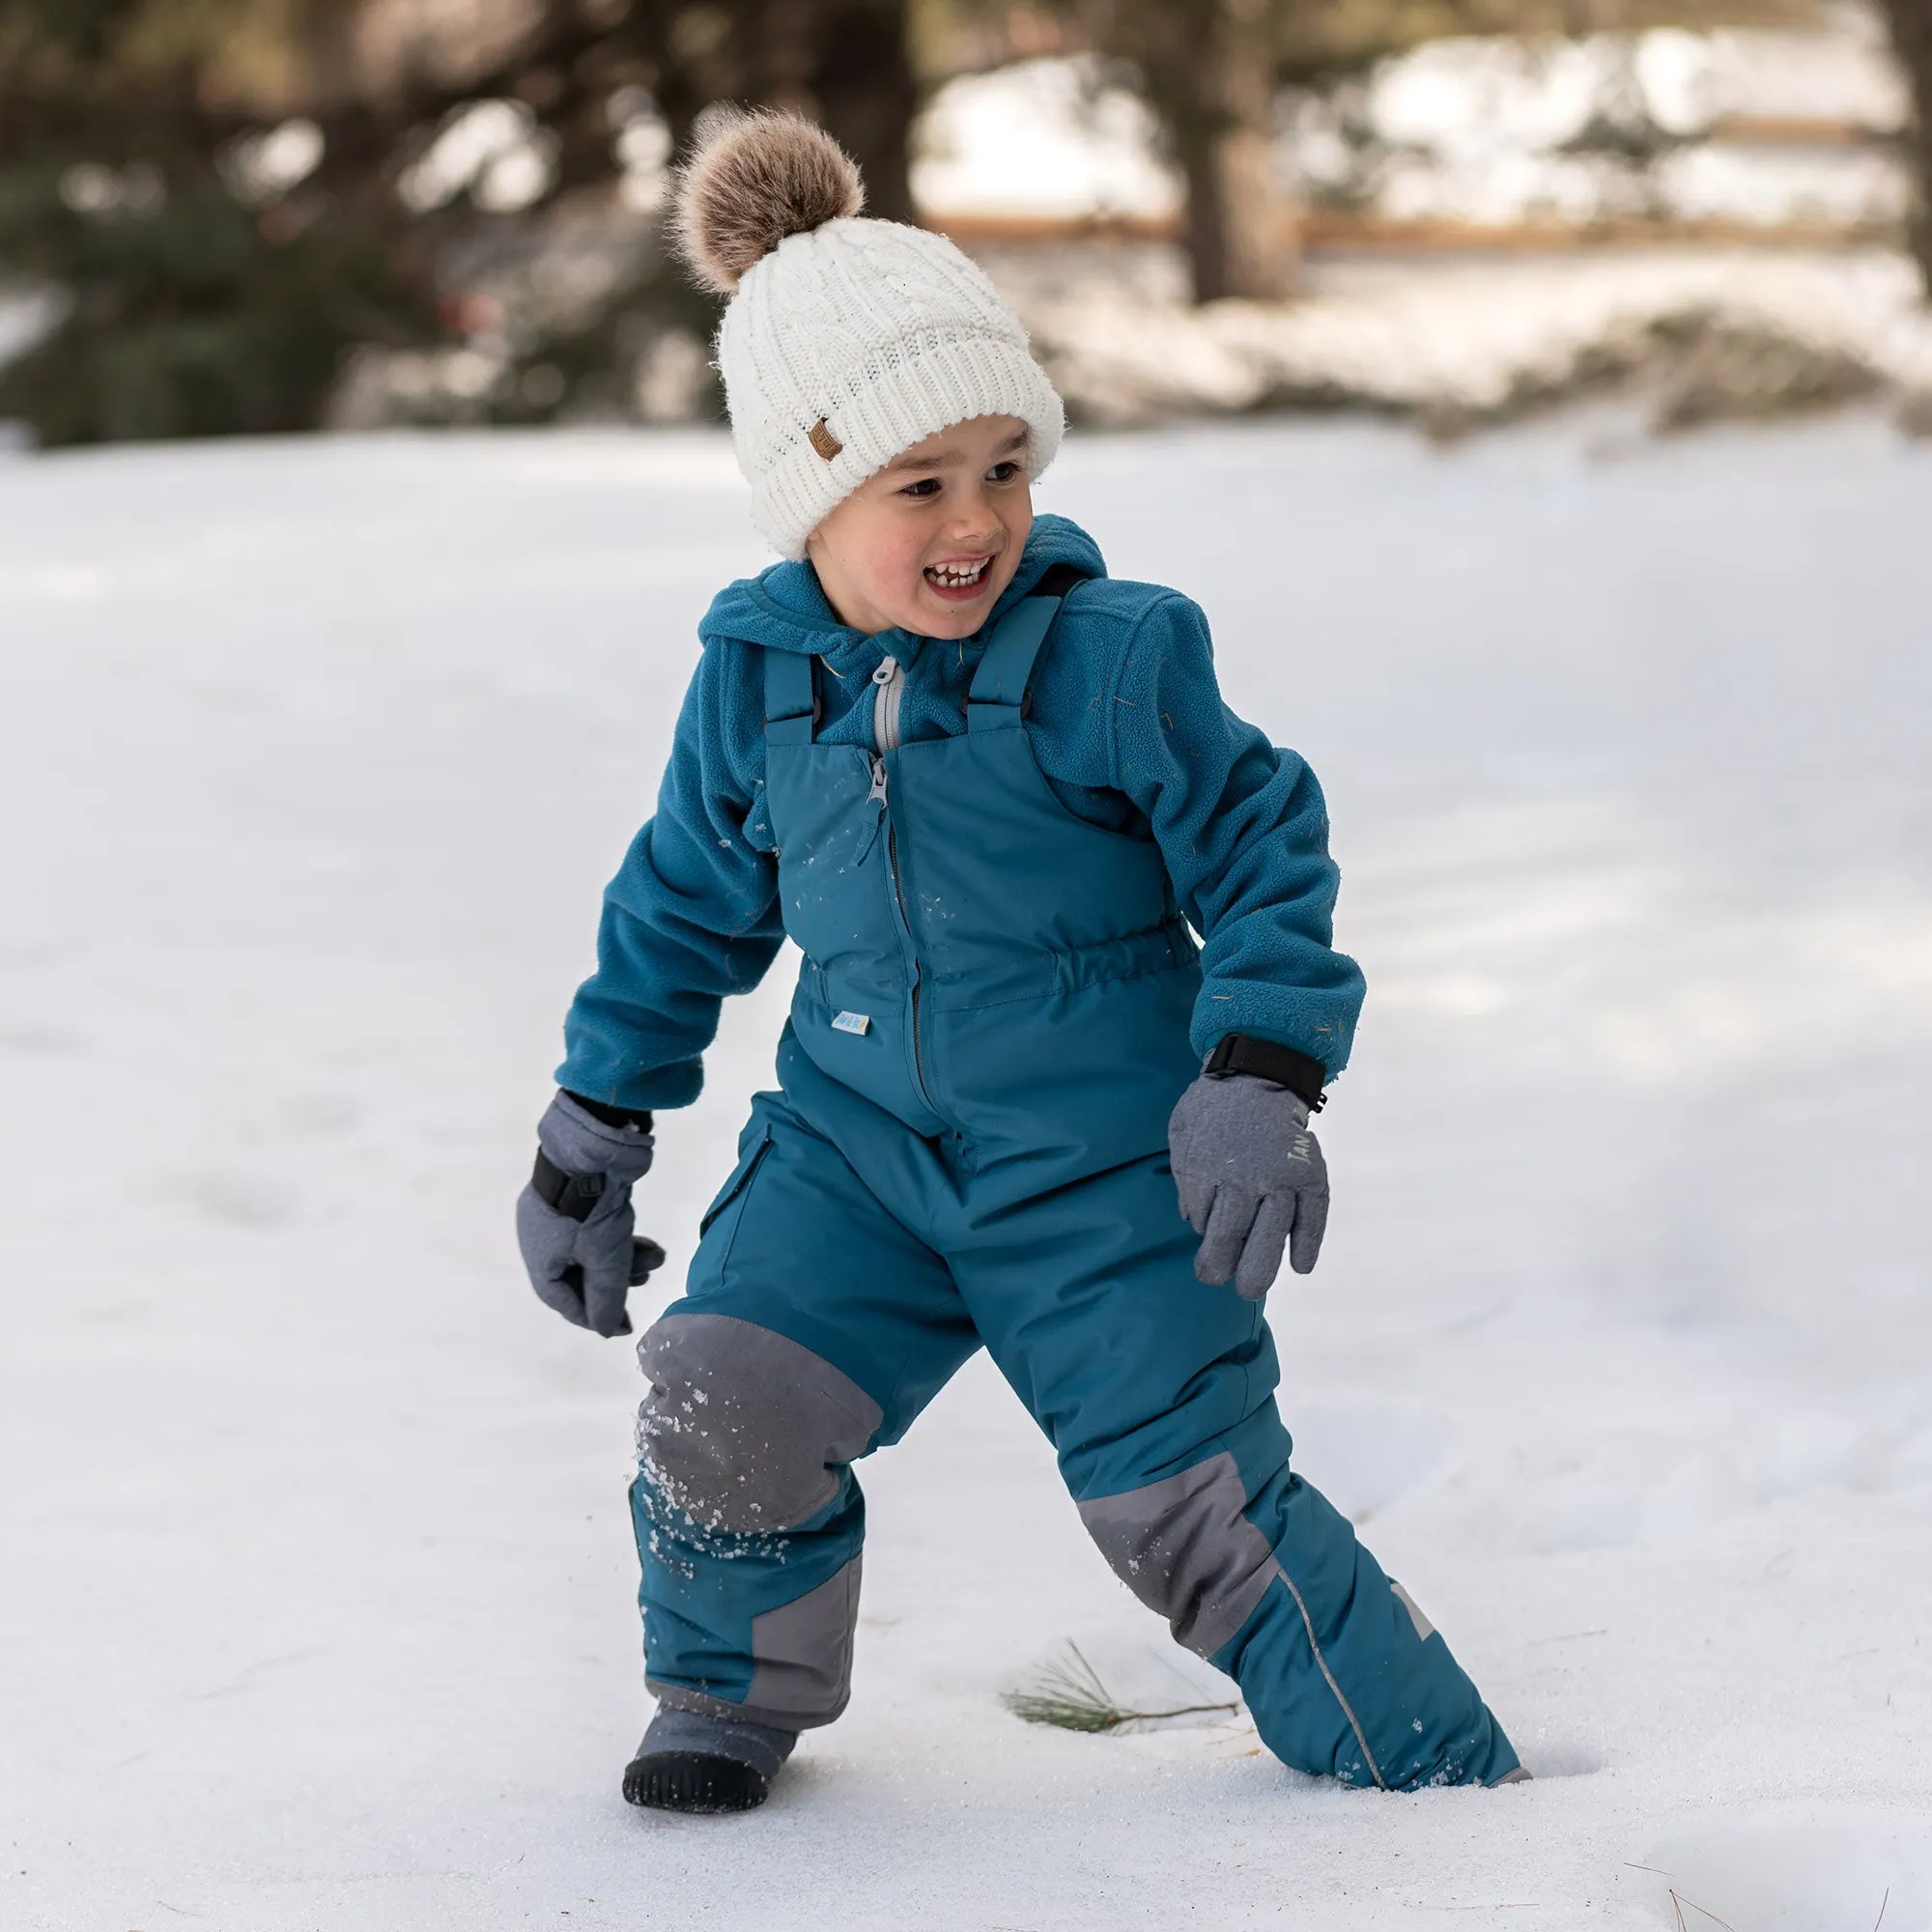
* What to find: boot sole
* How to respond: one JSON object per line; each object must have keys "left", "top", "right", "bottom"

{"left": 623, "top": 1749, "right": 770, "bottom": 1813}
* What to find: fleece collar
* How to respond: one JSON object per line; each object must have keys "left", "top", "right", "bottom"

{"left": 698, "top": 513, "right": 1107, "bottom": 674}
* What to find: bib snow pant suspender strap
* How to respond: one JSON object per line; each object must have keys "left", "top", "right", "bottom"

{"left": 762, "top": 644, "right": 817, "bottom": 745}
{"left": 627, "top": 586, "right": 1520, "bottom": 1789}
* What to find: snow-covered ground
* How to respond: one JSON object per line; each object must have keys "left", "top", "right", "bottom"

{"left": 1005, "top": 246, "right": 1932, "bottom": 430}
{"left": 2, "top": 419, "right": 1929, "bottom": 1929}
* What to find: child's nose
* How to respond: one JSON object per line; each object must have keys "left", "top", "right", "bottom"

{"left": 942, "top": 490, "right": 1001, "bottom": 536}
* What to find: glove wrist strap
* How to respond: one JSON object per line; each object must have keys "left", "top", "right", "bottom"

{"left": 532, "top": 1149, "right": 608, "bottom": 1222}
{"left": 1204, "top": 1034, "right": 1327, "bottom": 1112}
{"left": 562, "top": 1090, "right": 654, "bottom": 1132}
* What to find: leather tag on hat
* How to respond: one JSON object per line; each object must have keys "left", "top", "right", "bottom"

{"left": 809, "top": 416, "right": 842, "bottom": 461}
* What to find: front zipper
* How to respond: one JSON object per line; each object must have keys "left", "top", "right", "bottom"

{"left": 871, "top": 653, "right": 904, "bottom": 752}
{"left": 884, "top": 810, "right": 936, "bottom": 1114}
{"left": 865, "top": 659, "right": 938, "bottom": 1119}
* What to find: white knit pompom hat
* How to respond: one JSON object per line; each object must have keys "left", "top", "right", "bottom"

{"left": 671, "top": 109, "right": 1065, "bottom": 559}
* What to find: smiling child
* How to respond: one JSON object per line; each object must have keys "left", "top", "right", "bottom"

{"left": 516, "top": 109, "right": 1524, "bottom": 1812}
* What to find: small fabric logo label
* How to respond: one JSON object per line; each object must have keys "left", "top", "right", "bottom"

{"left": 831, "top": 1010, "right": 871, "bottom": 1036}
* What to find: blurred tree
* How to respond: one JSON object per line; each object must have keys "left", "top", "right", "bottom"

{"left": 10, "top": 0, "right": 1915, "bottom": 442}
{"left": 0, "top": 0, "right": 448, "bottom": 441}
{"left": 933, "top": 0, "right": 1852, "bottom": 303}
{"left": 0, "top": 0, "right": 440, "bottom": 442}
{"left": 1879, "top": 0, "right": 1932, "bottom": 288}
{"left": 0, "top": 0, "right": 923, "bottom": 443}
{"left": 924, "top": 0, "right": 1301, "bottom": 299}
{"left": 1078, "top": 0, "right": 1297, "bottom": 300}
{"left": 630, "top": 1, "right": 918, "bottom": 218}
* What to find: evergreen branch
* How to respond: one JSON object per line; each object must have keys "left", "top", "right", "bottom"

{"left": 1002, "top": 1643, "right": 1238, "bottom": 1734}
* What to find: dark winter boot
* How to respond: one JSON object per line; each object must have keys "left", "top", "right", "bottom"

{"left": 622, "top": 1705, "right": 798, "bottom": 1813}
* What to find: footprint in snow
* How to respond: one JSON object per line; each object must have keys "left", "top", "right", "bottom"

{"left": 1632, "top": 1805, "right": 1932, "bottom": 1932}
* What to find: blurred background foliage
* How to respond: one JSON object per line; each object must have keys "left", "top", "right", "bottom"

{"left": 0, "top": 0, "right": 1926, "bottom": 444}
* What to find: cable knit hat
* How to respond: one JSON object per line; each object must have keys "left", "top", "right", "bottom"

{"left": 671, "top": 109, "right": 1065, "bottom": 558}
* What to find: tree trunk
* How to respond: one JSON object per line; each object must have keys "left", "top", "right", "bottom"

{"left": 701, "top": 0, "right": 915, "bottom": 222}
{"left": 1883, "top": 0, "right": 1932, "bottom": 291}
{"left": 1127, "top": 0, "right": 1297, "bottom": 303}
{"left": 298, "top": 0, "right": 366, "bottom": 113}
{"left": 1176, "top": 118, "right": 1231, "bottom": 303}
{"left": 810, "top": 0, "right": 918, "bottom": 223}
{"left": 1209, "top": 123, "right": 1297, "bottom": 300}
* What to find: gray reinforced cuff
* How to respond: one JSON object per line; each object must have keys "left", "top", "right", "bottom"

{"left": 648, "top": 1679, "right": 846, "bottom": 1735}
{"left": 638, "top": 1704, "right": 798, "bottom": 1778}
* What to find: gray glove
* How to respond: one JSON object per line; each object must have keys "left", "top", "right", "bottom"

{"left": 516, "top": 1091, "right": 659, "bottom": 1338}
{"left": 1168, "top": 1071, "right": 1330, "bottom": 1298}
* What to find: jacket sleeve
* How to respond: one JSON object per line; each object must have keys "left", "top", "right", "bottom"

{"left": 555, "top": 643, "right": 782, "bottom": 1111}
{"left": 1108, "top": 593, "right": 1366, "bottom": 1082}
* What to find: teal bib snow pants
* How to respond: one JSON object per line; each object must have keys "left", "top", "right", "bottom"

{"left": 630, "top": 586, "right": 1520, "bottom": 1790}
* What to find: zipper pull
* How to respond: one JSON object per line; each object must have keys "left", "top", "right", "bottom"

{"left": 871, "top": 657, "right": 896, "bottom": 685}
{"left": 867, "top": 754, "right": 889, "bottom": 807}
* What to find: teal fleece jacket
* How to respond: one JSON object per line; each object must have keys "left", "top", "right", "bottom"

{"left": 558, "top": 514, "right": 1365, "bottom": 1112}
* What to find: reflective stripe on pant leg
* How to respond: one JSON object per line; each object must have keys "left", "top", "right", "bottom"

{"left": 1210, "top": 1466, "right": 1520, "bottom": 1789}
{"left": 1078, "top": 1446, "right": 1517, "bottom": 1789}
{"left": 1076, "top": 1449, "right": 1388, "bottom": 1787}
{"left": 959, "top": 1142, "right": 1519, "bottom": 1790}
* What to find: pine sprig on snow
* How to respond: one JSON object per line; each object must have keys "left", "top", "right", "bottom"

{"left": 1002, "top": 1643, "right": 1237, "bottom": 1734}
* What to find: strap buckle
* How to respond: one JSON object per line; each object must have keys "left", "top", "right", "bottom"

{"left": 532, "top": 1148, "right": 608, "bottom": 1221}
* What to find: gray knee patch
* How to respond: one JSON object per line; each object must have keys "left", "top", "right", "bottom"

{"left": 1078, "top": 1452, "right": 1282, "bottom": 1658}
{"left": 637, "top": 1313, "right": 883, "bottom": 1535}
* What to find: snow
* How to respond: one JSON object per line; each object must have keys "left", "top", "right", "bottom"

{"left": 912, "top": 55, "right": 1182, "bottom": 224}
{"left": 1369, "top": 23, "right": 1909, "bottom": 151}
{"left": 1016, "top": 248, "right": 1932, "bottom": 426}
{"left": 1634, "top": 16, "right": 1910, "bottom": 136}
{"left": 912, "top": 32, "right": 1913, "bottom": 237}
{"left": 1, "top": 418, "right": 1929, "bottom": 1929}
{"left": 0, "top": 290, "right": 64, "bottom": 380}
{"left": 1632, "top": 1807, "right": 1932, "bottom": 1929}
{"left": 1649, "top": 143, "right": 1911, "bottom": 231}
{"left": 1329, "top": 24, "right": 1917, "bottom": 234}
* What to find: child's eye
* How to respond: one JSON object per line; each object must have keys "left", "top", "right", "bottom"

{"left": 900, "top": 478, "right": 942, "bottom": 499}
{"left": 986, "top": 461, "right": 1020, "bottom": 483}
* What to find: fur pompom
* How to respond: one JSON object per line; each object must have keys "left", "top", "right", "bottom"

{"left": 670, "top": 108, "right": 865, "bottom": 295}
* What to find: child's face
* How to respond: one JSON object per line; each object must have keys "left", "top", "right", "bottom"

{"left": 806, "top": 414, "right": 1034, "bottom": 639}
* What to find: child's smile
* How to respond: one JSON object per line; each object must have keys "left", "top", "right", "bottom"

{"left": 806, "top": 414, "right": 1034, "bottom": 639}
{"left": 923, "top": 553, "right": 995, "bottom": 599}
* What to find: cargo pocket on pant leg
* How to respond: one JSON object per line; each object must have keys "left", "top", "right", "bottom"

{"left": 695, "top": 1124, "right": 775, "bottom": 1269}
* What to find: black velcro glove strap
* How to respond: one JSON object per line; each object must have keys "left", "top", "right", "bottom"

{"left": 531, "top": 1148, "right": 607, "bottom": 1222}
{"left": 1203, "top": 1034, "right": 1327, "bottom": 1113}
{"left": 563, "top": 1091, "right": 654, "bottom": 1133}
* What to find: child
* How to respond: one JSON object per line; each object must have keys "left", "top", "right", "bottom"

{"left": 516, "top": 110, "right": 1524, "bottom": 1813}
